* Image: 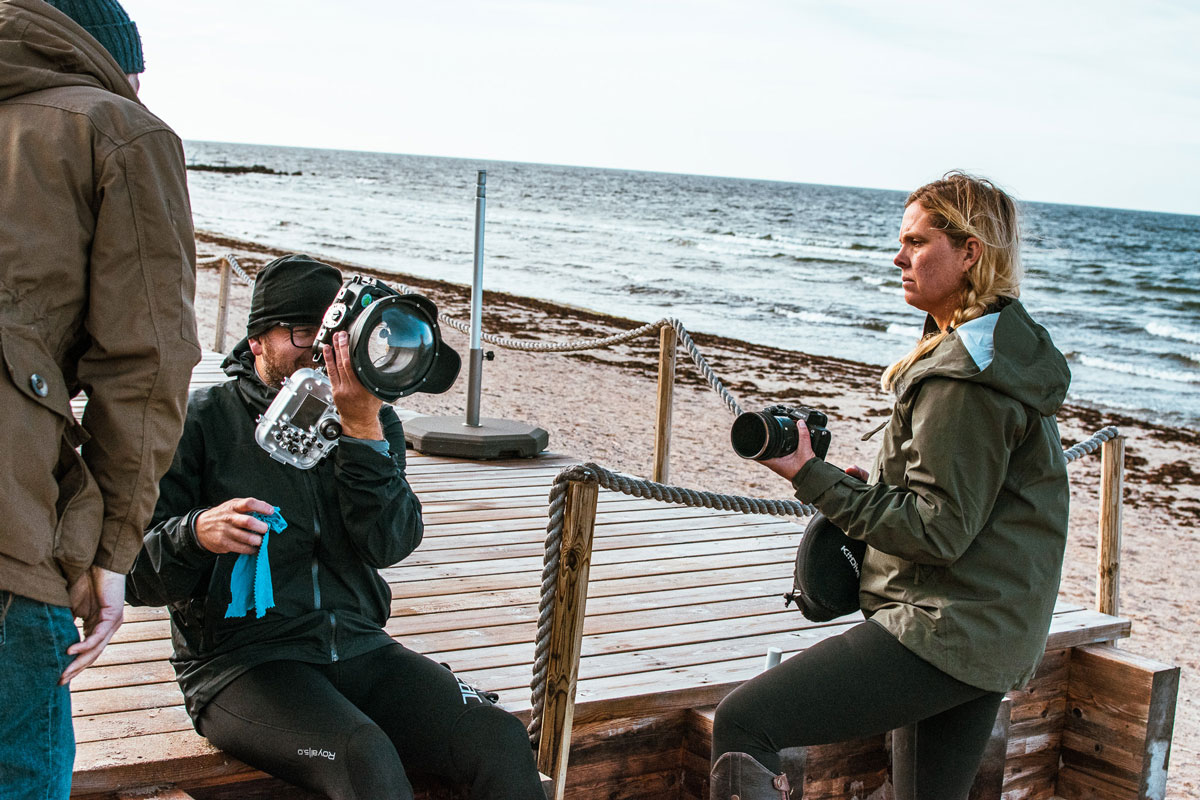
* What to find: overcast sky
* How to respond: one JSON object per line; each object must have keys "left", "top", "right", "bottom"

{"left": 120, "top": 0, "right": 1199, "bottom": 215}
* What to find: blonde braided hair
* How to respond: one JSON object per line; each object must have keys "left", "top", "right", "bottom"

{"left": 881, "top": 172, "right": 1023, "bottom": 392}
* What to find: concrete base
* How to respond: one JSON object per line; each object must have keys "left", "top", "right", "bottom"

{"left": 404, "top": 415, "right": 549, "bottom": 459}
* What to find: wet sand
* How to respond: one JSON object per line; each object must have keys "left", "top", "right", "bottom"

{"left": 194, "top": 230, "right": 1200, "bottom": 796}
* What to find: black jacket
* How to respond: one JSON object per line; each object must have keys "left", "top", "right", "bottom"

{"left": 126, "top": 341, "right": 422, "bottom": 719}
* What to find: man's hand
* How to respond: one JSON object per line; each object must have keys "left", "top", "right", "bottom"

{"left": 61, "top": 566, "right": 126, "bottom": 684}
{"left": 845, "top": 465, "right": 869, "bottom": 481}
{"left": 324, "top": 331, "right": 383, "bottom": 440}
{"left": 195, "top": 497, "right": 276, "bottom": 554}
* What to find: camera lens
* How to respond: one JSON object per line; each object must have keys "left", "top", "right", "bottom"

{"left": 364, "top": 306, "right": 433, "bottom": 379}
{"left": 730, "top": 411, "right": 799, "bottom": 461}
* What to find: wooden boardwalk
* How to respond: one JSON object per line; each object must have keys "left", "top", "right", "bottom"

{"left": 68, "top": 352, "right": 1133, "bottom": 796}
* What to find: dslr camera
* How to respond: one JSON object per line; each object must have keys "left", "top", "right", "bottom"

{"left": 255, "top": 276, "right": 460, "bottom": 469}
{"left": 730, "top": 404, "right": 831, "bottom": 462}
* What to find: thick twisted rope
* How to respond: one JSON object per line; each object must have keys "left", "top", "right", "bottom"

{"left": 1062, "top": 425, "right": 1120, "bottom": 463}
{"left": 527, "top": 425, "right": 1121, "bottom": 740}
{"left": 199, "top": 253, "right": 255, "bottom": 285}
{"left": 527, "top": 464, "right": 596, "bottom": 745}
{"left": 423, "top": 309, "right": 744, "bottom": 416}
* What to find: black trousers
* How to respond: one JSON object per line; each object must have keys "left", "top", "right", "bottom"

{"left": 712, "top": 621, "right": 1004, "bottom": 800}
{"left": 196, "top": 643, "right": 544, "bottom": 800}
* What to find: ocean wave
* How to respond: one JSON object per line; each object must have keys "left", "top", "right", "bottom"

{"left": 1072, "top": 354, "right": 1200, "bottom": 385}
{"left": 1163, "top": 351, "right": 1200, "bottom": 367}
{"left": 1146, "top": 322, "right": 1200, "bottom": 345}
{"left": 886, "top": 323, "right": 922, "bottom": 339}
{"left": 849, "top": 242, "right": 889, "bottom": 252}
{"left": 771, "top": 307, "right": 842, "bottom": 327}
{"left": 667, "top": 236, "right": 697, "bottom": 247}
{"left": 771, "top": 306, "right": 900, "bottom": 336}
{"left": 620, "top": 284, "right": 689, "bottom": 300}
{"left": 769, "top": 252, "right": 865, "bottom": 267}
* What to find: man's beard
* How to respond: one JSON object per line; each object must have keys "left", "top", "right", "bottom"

{"left": 258, "top": 350, "right": 313, "bottom": 389}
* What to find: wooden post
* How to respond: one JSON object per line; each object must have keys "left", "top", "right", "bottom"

{"left": 536, "top": 480, "right": 599, "bottom": 800}
{"left": 1097, "top": 435, "right": 1125, "bottom": 618}
{"left": 652, "top": 325, "right": 677, "bottom": 484}
{"left": 213, "top": 255, "right": 233, "bottom": 353}
{"left": 1057, "top": 644, "right": 1179, "bottom": 800}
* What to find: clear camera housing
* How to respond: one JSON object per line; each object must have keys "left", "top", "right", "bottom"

{"left": 254, "top": 368, "right": 342, "bottom": 469}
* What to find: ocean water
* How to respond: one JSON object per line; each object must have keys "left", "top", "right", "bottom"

{"left": 184, "top": 141, "right": 1200, "bottom": 430}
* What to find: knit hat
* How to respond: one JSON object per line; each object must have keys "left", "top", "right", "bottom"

{"left": 247, "top": 255, "right": 344, "bottom": 338}
{"left": 44, "top": 0, "right": 145, "bottom": 74}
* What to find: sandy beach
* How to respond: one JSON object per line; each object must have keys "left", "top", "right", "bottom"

{"left": 194, "top": 230, "right": 1199, "bottom": 796}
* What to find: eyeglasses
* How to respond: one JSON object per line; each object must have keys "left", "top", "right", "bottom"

{"left": 280, "top": 324, "right": 319, "bottom": 348}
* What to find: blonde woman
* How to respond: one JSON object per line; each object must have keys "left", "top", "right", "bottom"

{"left": 709, "top": 173, "right": 1071, "bottom": 800}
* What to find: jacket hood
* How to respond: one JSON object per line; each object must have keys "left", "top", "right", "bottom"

{"left": 0, "top": 0, "right": 140, "bottom": 104}
{"left": 894, "top": 298, "right": 1070, "bottom": 416}
{"left": 222, "top": 338, "right": 279, "bottom": 414}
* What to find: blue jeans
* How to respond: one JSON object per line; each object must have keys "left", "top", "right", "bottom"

{"left": 0, "top": 592, "right": 78, "bottom": 800}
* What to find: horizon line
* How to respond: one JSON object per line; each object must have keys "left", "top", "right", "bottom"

{"left": 182, "top": 137, "right": 1200, "bottom": 220}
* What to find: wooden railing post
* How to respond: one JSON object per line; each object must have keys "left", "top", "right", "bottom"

{"left": 536, "top": 479, "right": 599, "bottom": 799}
{"left": 1097, "top": 435, "right": 1125, "bottom": 618}
{"left": 213, "top": 255, "right": 233, "bottom": 353}
{"left": 652, "top": 325, "right": 677, "bottom": 484}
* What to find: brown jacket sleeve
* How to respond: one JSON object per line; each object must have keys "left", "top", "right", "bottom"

{"left": 76, "top": 128, "right": 201, "bottom": 573}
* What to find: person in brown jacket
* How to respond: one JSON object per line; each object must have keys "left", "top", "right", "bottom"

{"left": 0, "top": 0, "right": 199, "bottom": 796}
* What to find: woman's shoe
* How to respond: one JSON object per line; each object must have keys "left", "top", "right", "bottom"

{"left": 709, "top": 751, "right": 790, "bottom": 800}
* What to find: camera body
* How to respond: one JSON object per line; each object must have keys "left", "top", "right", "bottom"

{"left": 254, "top": 368, "right": 342, "bottom": 469}
{"left": 312, "top": 276, "right": 395, "bottom": 361}
{"left": 730, "top": 404, "right": 831, "bottom": 462}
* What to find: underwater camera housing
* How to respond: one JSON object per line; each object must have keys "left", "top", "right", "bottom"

{"left": 255, "top": 276, "right": 461, "bottom": 469}
{"left": 254, "top": 368, "right": 341, "bottom": 468}
{"left": 730, "top": 404, "right": 831, "bottom": 462}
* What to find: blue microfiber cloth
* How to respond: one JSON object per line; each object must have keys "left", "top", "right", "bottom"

{"left": 225, "top": 507, "right": 288, "bottom": 619}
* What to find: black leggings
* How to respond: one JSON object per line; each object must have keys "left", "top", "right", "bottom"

{"left": 195, "top": 643, "right": 544, "bottom": 800}
{"left": 712, "top": 621, "right": 1004, "bottom": 800}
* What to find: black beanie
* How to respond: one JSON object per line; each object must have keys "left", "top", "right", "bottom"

{"left": 44, "top": 0, "right": 145, "bottom": 74}
{"left": 247, "top": 255, "right": 343, "bottom": 338}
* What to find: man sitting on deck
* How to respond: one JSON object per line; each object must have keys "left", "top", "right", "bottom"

{"left": 126, "top": 255, "right": 544, "bottom": 800}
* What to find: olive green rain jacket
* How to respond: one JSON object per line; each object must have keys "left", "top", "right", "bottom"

{"left": 793, "top": 299, "right": 1071, "bottom": 692}
{"left": 0, "top": 0, "right": 199, "bottom": 606}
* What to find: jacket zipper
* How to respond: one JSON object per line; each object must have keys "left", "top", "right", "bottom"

{"left": 305, "top": 473, "right": 338, "bottom": 663}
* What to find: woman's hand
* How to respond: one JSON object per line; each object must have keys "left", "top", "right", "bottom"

{"left": 760, "top": 421, "right": 817, "bottom": 481}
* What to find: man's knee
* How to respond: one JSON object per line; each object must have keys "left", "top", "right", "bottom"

{"left": 343, "top": 723, "right": 411, "bottom": 800}
{"left": 452, "top": 704, "right": 531, "bottom": 760}
{"left": 451, "top": 705, "right": 541, "bottom": 794}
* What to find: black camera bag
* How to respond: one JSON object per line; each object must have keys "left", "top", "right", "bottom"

{"left": 783, "top": 513, "right": 867, "bottom": 622}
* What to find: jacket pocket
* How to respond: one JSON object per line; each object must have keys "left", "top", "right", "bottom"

{"left": 0, "top": 325, "right": 99, "bottom": 572}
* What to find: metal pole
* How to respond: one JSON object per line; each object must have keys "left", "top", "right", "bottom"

{"left": 465, "top": 170, "right": 486, "bottom": 427}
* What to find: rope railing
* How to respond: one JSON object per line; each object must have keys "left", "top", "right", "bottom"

{"left": 527, "top": 423, "right": 1123, "bottom": 743}
{"left": 1062, "top": 425, "right": 1120, "bottom": 463}
{"left": 405, "top": 300, "right": 744, "bottom": 417}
